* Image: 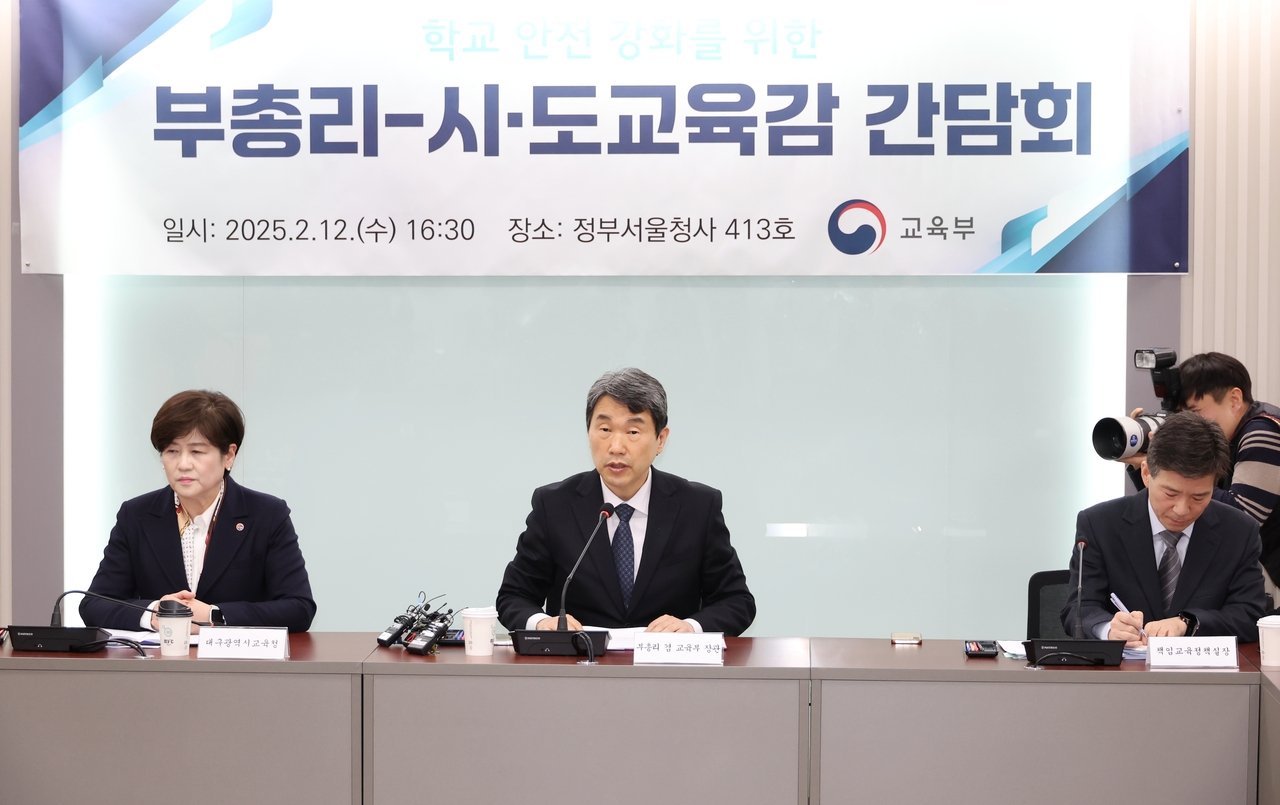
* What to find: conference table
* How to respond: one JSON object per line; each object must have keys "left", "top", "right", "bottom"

{"left": 362, "top": 636, "right": 811, "bottom": 805}
{"left": 813, "top": 638, "right": 1263, "bottom": 805}
{"left": 1261, "top": 647, "right": 1280, "bottom": 805}
{"left": 0, "top": 632, "right": 367, "bottom": 805}
{"left": 1, "top": 633, "right": 1275, "bottom": 805}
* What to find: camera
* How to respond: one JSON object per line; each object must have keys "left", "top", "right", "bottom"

{"left": 1091, "top": 349, "right": 1181, "bottom": 460}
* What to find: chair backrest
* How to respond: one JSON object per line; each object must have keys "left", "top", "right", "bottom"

{"left": 1027, "top": 569, "right": 1071, "bottom": 640}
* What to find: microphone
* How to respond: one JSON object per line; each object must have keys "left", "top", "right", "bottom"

{"left": 51, "top": 590, "right": 198, "bottom": 627}
{"left": 1072, "top": 541, "right": 1087, "bottom": 639}
{"left": 1023, "top": 539, "right": 1123, "bottom": 666}
{"left": 510, "top": 502, "right": 615, "bottom": 657}
{"left": 8, "top": 590, "right": 197, "bottom": 653}
{"left": 558, "top": 503, "right": 615, "bottom": 631}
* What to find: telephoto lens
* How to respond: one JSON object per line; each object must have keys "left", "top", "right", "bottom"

{"left": 1092, "top": 412, "right": 1167, "bottom": 460}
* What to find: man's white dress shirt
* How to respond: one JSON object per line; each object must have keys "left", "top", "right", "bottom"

{"left": 1093, "top": 501, "right": 1194, "bottom": 640}
{"left": 525, "top": 470, "right": 701, "bottom": 632}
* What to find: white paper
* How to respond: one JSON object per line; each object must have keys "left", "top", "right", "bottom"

{"left": 597, "top": 626, "right": 646, "bottom": 651}
{"left": 997, "top": 640, "right": 1027, "bottom": 659}
{"left": 106, "top": 628, "right": 198, "bottom": 646}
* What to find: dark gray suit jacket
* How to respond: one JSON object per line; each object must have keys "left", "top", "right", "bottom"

{"left": 496, "top": 468, "right": 755, "bottom": 635}
{"left": 1061, "top": 490, "right": 1265, "bottom": 641}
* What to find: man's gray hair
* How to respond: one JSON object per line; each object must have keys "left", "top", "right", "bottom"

{"left": 585, "top": 368, "right": 669, "bottom": 433}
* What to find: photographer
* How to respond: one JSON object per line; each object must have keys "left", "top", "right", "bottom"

{"left": 1122, "top": 353, "right": 1280, "bottom": 611}
{"left": 1067, "top": 412, "right": 1265, "bottom": 643}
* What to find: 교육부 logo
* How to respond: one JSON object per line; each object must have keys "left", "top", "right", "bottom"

{"left": 828, "top": 199, "right": 887, "bottom": 255}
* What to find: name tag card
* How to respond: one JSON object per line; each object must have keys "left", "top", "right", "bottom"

{"left": 1147, "top": 636, "right": 1237, "bottom": 668}
{"left": 196, "top": 627, "right": 290, "bottom": 660}
{"left": 633, "top": 632, "right": 724, "bottom": 665}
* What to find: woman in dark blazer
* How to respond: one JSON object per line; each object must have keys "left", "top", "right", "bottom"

{"left": 80, "top": 390, "right": 316, "bottom": 633}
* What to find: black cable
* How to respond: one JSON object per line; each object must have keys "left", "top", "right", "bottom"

{"left": 572, "top": 629, "right": 596, "bottom": 663}
{"left": 1030, "top": 651, "right": 1104, "bottom": 666}
{"left": 105, "top": 638, "right": 148, "bottom": 657}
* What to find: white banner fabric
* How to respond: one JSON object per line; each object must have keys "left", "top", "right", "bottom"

{"left": 18, "top": 0, "right": 1189, "bottom": 276}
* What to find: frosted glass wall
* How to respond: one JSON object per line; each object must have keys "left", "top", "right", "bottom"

{"left": 64, "top": 275, "right": 1126, "bottom": 638}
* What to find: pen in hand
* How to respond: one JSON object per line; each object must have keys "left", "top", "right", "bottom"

{"left": 1109, "top": 592, "right": 1147, "bottom": 637}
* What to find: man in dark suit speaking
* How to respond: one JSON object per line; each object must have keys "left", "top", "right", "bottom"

{"left": 497, "top": 368, "right": 755, "bottom": 635}
{"left": 1063, "top": 411, "right": 1266, "bottom": 644}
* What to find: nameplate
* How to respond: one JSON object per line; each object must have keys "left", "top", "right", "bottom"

{"left": 1147, "top": 636, "right": 1237, "bottom": 668}
{"left": 196, "top": 627, "right": 290, "bottom": 660}
{"left": 633, "top": 632, "right": 724, "bottom": 665}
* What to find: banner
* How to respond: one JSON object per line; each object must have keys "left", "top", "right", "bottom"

{"left": 19, "top": 0, "right": 1189, "bottom": 275}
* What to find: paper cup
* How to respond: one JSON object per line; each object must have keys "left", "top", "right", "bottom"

{"left": 1259, "top": 615, "right": 1280, "bottom": 666}
{"left": 461, "top": 607, "right": 499, "bottom": 656}
{"left": 157, "top": 600, "right": 193, "bottom": 657}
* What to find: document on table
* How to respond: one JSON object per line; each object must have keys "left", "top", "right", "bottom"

{"left": 595, "top": 626, "right": 728, "bottom": 651}
{"left": 601, "top": 627, "right": 646, "bottom": 650}
{"left": 998, "top": 639, "right": 1147, "bottom": 660}
{"left": 998, "top": 640, "right": 1028, "bottom": 658}
{"left": 106, "top": 628, "right": 199, "bottom": 646}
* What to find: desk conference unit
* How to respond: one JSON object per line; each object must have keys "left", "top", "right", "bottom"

{"left": 0, "top": 635, "right": 1273, "bottom": 805}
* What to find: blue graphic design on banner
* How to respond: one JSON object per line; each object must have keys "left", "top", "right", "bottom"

{"left": 17, "top": 0, "right": 1190, "bottom": 276}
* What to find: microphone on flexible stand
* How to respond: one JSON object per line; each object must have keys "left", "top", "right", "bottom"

{"left": 558, "top": 503, "right": 615, "bottom": 631}
{"left": 51, "top": 589, "right": 194, "bottom": 627}
{"left": 512, "top": 503, "right": 616, "bottom": 657}
{"left": 1024, "top": 538, "right": 1122, "bottom": 666}
{"left": 50, "top": 591, "right": 172, "bottom": 627}
{"left": 1072, "top": 541, "right": 1087, "bottom": 639}
{"left": 8, "top": 590, "right": 200, "bottom": 653}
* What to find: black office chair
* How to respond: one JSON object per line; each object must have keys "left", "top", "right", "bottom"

{"left": 1027, "top": 570, "right": 1071, "bottom": 640}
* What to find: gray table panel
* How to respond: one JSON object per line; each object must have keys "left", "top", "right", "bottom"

{"left": 367, "top": 673, "right": 807, "bottom": 805}
{"left": 1262, "top": 671, "right": 1280, "bottom": 805}
{"left": 0, "top": 669, "right": 360, "bottom": 805}
{"left": 0, "top": 633, "right": 371, "bottom": 805}
{"left": 815, "top": 678, "right": 1257, "bottom": 805}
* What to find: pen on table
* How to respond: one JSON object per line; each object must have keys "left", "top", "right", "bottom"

{"left": 1109, "top": 592, "right": 1147, "bottom": 637}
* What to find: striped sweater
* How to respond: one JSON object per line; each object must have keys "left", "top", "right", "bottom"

{"left": 1218, "top": 402, "right": 1280, "bottom": 584}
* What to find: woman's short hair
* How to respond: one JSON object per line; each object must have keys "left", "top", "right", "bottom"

{"left": 150, "top": 390, "right": 245, "bottom": 458}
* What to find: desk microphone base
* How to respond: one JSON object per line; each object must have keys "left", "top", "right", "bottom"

{"left": 7, "top": 626, "right": 112, "bottom": 653}
{"left": 511, "top": 629, "right": 609, "bottom": 656}
{"left": 1024, "top": 639, "right": 1124, "bottom": 666}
